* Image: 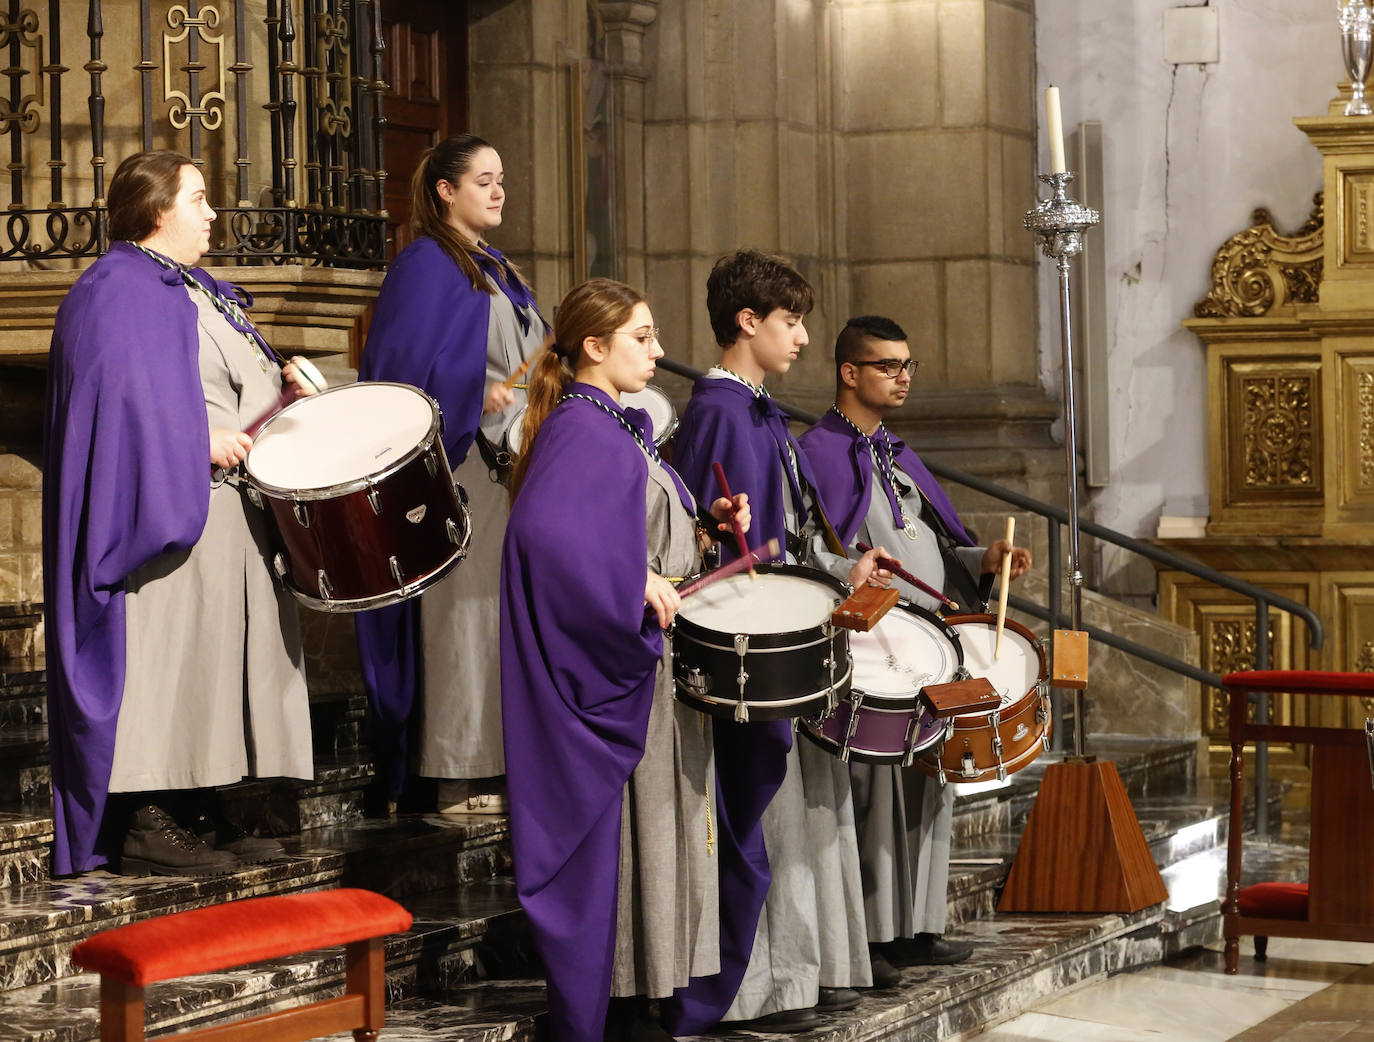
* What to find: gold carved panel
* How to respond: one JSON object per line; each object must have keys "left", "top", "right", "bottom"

{"left": 1343, "top": 170, "right": 1374, "bottom": 266}
{"left": 1338, "top": 354, "right": 1374, "bottom": 512}
{"left": 1332, "top": 578, "right": 1374, "bottom": 725}
{"left": 1223, "top": 359, "right": 1323, "bottom": 507}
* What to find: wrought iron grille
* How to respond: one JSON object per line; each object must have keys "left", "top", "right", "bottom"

{"left": 0, "top": 0, "right": 388, "bottom": 268}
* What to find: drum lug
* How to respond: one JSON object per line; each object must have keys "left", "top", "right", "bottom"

{"left": 317, "top": 569, "right": 334, "bottom": 601}
{"left": 292, "top": 499, "right": 310, "bottom": 528}
{"left": 446, "top": 517, "right": 463, "bottom": 546}
{"left": 1041, "top": 732, "right": 1052, "bottom": 753}
{"left": 733, "top": 633, "right": 750, "bottom": 723}
{"left": 389, "top": 555, "right": 405, "bottom": 587}
{"left": 1036, "top": 678, "right": 1050, "bottom": 699}
{"left": 246, "top": 485, "right": 263, "bottom": 510}
{"left": 839, "top": 690, "right": 864, "bottom": 763}
{"left": 453, "top": 480, "right": 469, "bottom": 507}
{"left": 996, "top": 763, "right": 1008, "bottom": 783}
{"left": 902, "top": 715, "right": 919, "bottom": 766}
{"left": 682, "top": 666, "right": 712, "bottom": 695}
{"left": 960, "top": 752, "right": 978, "bottom": 779}
{"left": 272, "top": 552, "right": 288, "bottom": 579}
{"left": 425, "top": 449, "right": 438, "bottom": 479}
{"left": 935, "top": 757, "right": 948, "bottom": 785}
{"left": 366, "top": 482, "right": 382, "bottom": 516}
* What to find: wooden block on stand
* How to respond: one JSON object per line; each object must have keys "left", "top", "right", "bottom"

{"left": 1051, "top": 629, "right": 1089, "bottom": 689}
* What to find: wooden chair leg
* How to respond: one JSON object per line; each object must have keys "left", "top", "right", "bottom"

{"left": 346, "top": 936, "right": 386, "bottom": 1041}
{"left": 1255, "top": 936, "right": 1268, "bottom": 962}
{"left": 1225, "top": 935, "right": 1239, "bottom": 974}
{"left": 100, "top": 978, "right": 146, "bottom": 1042}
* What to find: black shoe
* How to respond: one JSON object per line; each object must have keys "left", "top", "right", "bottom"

{"left": 816, "top": 986, "right": 860, "bottom": 1011}
{"left": 120, "top": 805, "right": 239, "bottom": 877}
{"left": 742, "top": 1007, "right": 821, "bottom": 1033}
{"left": 868, "top": 949, "right": 902, "bottom": 989}
{"left": 189, "top": 812, "right": 285, "bottom": 863}
{"left": 886, "top": 932, "right": 974, "bottom": 966}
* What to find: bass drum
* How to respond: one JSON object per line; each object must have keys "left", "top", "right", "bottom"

{"left": 917, "top": 614, "right": 1051, "bottom": 783}
{"left": 244, "top": 381, "right": 471, "bottom": 612}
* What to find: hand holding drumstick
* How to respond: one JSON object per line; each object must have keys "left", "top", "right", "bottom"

{"left": 983, "top": 518, "right": 1032, "bottom": 658}
{"left": 484, "top": 332, "right": 556, "bottom": 415}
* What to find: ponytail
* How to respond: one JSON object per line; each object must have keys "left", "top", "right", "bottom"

{"left": 508, "top": 347, "right": 574, "bottom": 501}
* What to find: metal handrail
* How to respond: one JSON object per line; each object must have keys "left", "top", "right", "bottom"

{"left": 657, "top": 355, "right": 1326, "bottom": 834}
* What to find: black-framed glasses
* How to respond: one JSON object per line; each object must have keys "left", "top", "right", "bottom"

{"left": 606, "top": 327, "right": 662, "bottom": 348}
{"left": 853, "top": 358, "right": 918, "bottom": 378}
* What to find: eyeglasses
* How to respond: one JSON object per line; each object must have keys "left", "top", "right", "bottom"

{"left": 607, "top": 327, "right": 662, "bottom": 348}
{"left": 853, "top": 358, "right": 918, "bottom": 378}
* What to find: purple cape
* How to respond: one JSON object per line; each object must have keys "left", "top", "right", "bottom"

{"left": 660, "top": 374, "right": 796, "bottom": 1033}
{"left": 42, "top": 241, "right": 219, "bottom": 874}
{"left": 797, "top": 408, "right": 974, "bottom": 548}
{"left": 500, "top": 384, "right": 666, "bottom": 1042}
{"left": 353, "top": 236, "right": 546, "bottom": 795}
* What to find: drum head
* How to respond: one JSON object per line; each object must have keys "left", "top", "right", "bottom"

{"left": 949, "top": 617, "right": 1041, "bottom": 711}
{"left": 246, "top": 382, "right": 436, "bottom": 491}
{"left": 850, "top": 603, "right": 961, "bottom": 702}
{"left": 678, "top": 569, "right": 840, "bottom": 636}
{"left": 621, "top": 384, "right": 676, "bottom": 446}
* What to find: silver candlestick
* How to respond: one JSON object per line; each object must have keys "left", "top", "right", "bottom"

{"left": 1024, "top": 170, "right": 1100, "bottom": 759}
{"left": 1340, "top": 0, "right": 1374, "bottom": 116}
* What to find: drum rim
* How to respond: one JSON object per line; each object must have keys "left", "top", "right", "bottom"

{"left": 673, "top": 561, "right": 851, "bottom": 648}
{"left": 245, "top": 381, "right": 443, "bottom": 499}
{"left": 941, "top": 612, "right": 1048, "bottom": 722}
{"left": 624, "top": 383, "right": 677, "bottom": 446}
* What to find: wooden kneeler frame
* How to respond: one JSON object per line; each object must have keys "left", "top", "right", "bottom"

{"left": 998, "top": 629, "right": 1169, "bottom": 914}
{"left": 72, "top": 889, "right": 412, "bottom": 1042}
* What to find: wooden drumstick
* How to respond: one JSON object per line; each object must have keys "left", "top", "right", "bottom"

{"left": 676, "top": 539, "right": 781, "bottom": 598}
{"left": 994, "top": 516, "right": 1015, "bottom": 660}
{"left": 711, "top": 460, "right": 754, "bottom": 579}
{"left": 501, "top": 331, "right": 555, "bottom": 390}
{"left": 856, "top": 541, "right": 958, "bottom": 611}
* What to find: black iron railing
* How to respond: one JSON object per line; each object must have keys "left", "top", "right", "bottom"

{"left": 0, "top": 0, "right": 388, "bottom": 268}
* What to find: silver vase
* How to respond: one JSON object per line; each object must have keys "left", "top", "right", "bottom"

{"left": 1340, "top": 0, "right": 1374, "bottom": 115}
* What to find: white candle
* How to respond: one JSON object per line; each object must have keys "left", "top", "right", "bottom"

{"left": 1045, "top": 85, "right": 1066, "bottom": 174}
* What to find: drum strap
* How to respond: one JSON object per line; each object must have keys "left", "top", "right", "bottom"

{"left": 475, "top": 431, "right": 512, "bottom": 487}
{"left": 927, "top": 501, "right": 991, "bottom": 612}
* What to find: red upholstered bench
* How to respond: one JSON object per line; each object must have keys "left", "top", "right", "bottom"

{"left": 71, "top": 888, "right": 413, "bottom": 1042}
{"left": 1237, "top": 881, "right": 1310, "bottom": 962}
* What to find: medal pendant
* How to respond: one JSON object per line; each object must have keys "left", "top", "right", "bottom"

{"left": 903, "top": 518, "right": 919, "bottom": 540}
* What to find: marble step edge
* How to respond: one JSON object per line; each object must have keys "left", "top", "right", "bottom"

{"left": 0, "top": 882, "right": 525, "bottom": 1042}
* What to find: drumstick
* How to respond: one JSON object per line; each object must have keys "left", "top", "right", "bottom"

{"left": 676, "top": 539, "right": 781, "bottom": 598}
{"left": 711, "top": 461, "right": 754, "bottom": 579}
{"left": 501, "top": 331, "right": 555, "bottom": 390}
{"left": 856, "top": 541, "right": 958, "bottom": 611}
{"left": 994, "top": 516, "right": 1015, "bottom": 660}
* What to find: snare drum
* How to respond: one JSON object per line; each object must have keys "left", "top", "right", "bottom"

{"left": 673, "top": 563, "right": 851, "bottom": 722}
{"left": 244, "top": 381, "right": 472, "bottom": 612}
{"left": 917, "top": 614, "right": 1052, "bottom": 783}
{"left": 507, "top": 383, "right": 677, "bottom": 455}
{"left": 801, "top": 602, "right": 961, "bottom": 764}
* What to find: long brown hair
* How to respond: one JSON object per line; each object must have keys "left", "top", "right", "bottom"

{"left": 108, "top": 150, "right": 195, "bottom": 243}
{"left": 410, "top": 134, "right": 526, "bottom": 294}
{"left": 508, "top": 277, "right": 646, "bottom": 500}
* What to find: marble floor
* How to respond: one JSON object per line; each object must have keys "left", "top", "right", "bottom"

{"left": 968, "top": 937, "right": 1374, "bottom": 1041}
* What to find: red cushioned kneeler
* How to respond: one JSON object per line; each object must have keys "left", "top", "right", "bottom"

{"left": 71, "top": 888, "right": 413, "bottom": 1042}
{"left": 1236, "top": 882, "right": 1309, "bottom": 921}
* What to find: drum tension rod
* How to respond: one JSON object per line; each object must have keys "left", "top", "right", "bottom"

{"left": 733, "top": 633, "right": 750, "bottom": 723}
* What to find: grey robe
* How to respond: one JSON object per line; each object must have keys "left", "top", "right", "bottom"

{"left": 612, "top": 458, "right": 720, "bottom": 996}
{"left": 416, "top": 282, "right": 544, "bottom": 778}
{"left": 110, "top": 286, "right": 312, "bottom": 791}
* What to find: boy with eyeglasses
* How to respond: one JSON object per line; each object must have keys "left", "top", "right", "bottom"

{"left": 662, "top": 250, "right": 891, "bottom": 1033}
{"left": 797, "top": 314, "right": 1031, "bottom": 976}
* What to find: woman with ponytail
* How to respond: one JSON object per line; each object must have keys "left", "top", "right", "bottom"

{"left": 501, "top": 278, "right": 748, "bottom": 1042}
{"left": 355, "top": 135, "right": 546, "bottom": 813}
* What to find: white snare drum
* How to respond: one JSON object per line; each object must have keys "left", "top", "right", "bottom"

{"left": 673, "top": 563, "right": 852, "bottom": 722}
{"left": 244, "top": 381, "right": 471, "bottom": 611}
{"left": 802, "top": 602, "right": 962, "bottom": 764}
{"left": 507, "top": 383, "right": 677, "bottom": 455}
{"left": 917, "top": 614, "right": 1051, "bottom": 783}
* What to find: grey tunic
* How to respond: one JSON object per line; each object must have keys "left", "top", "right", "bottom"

{"left": 612, "top": 459, "right": 720, "bottom": 996}
{"left": 845, "top": 474, "right": 986, "bottom": 940}
{"left": 416, "top": 281, "right": 544, "bottom": 778}
{"left": 110, "top": 286, "right": 312, "bottom": 791}
{"left": 702, "top": 371, "right": 872, "bottom": 1019}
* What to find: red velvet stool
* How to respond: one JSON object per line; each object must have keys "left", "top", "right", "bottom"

{"left": 1236, "top": 881, "right": 1310, "bottom": 961}
{"left": 71, "top": 888, "right": 413, "bottom": 1042}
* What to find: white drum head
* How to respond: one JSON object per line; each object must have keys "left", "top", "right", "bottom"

{"left": 679, "top": 572, "right": 838, "bottom": 635}
{"left": 621, "top": 385, "right": 675, "bottom": 445}
{"left": 850, "top": 607, "right": 960, "bottom": 699}
{"left": 246, "top": 383, "right": 435, "bottom": 491}
{"left": 951, "top": 620, "right": 1040, "bottom": 711}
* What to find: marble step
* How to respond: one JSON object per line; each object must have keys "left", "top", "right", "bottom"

{"left": 0, "top": 608, "right": 41, "bottom": 663}
{"left": 0, "top": 657, "right": 43, "bottom": 728}
{"left": 0, "top": 879, "right": 526, "bottom": 1042}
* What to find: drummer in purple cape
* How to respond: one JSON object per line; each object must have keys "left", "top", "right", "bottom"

{"left": 42, "top": 150, "right": 322, "bottom": 878}
{"left": 354, "top": 135, "right": 547, "bottom": 814}
{"left": 665, "top": 249, "right": 895, "bottom": 1032}
{"left": 796, "top": 314, "right": 1031, "bottom": 974}
{"left": 500, "top": 278, "right": 748, "bottom": 1042}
